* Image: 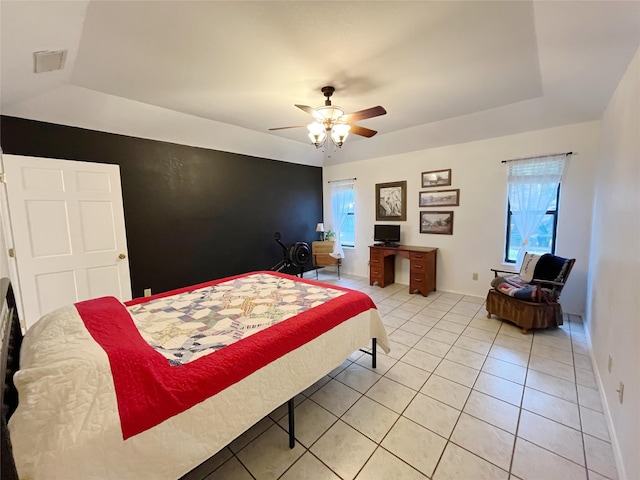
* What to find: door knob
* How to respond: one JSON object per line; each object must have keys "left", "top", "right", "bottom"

{"left": 118, "top": 253, "right": 126, "bottom": 259}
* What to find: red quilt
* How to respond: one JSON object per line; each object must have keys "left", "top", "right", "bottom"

{"left": 75, "top": 271, "right": 376, "bottom": 439}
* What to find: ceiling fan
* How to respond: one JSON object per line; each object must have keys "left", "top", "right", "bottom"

{"left": 269, "top": 86, "right": 387, "bottom": 149}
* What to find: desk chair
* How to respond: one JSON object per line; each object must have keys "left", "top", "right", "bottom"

{"left": 312, "top": 241, "right": 341, "bottom": 279}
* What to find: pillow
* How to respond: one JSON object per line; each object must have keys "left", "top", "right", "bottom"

{"left": 533, "top": 254, "right": 569, "bottom": 282}
{"left": 519, "top": 253, "right": 541, "bottom": 283}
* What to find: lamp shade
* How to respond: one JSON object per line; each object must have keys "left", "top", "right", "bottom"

{"left": 315, "top": 223, "right": 325, "bottom": 232}
{"left": 330, "top": 123, "right": 350, "bottom": 147}
{"left": 307, "top": 122, "right": 327, "bottom": 147}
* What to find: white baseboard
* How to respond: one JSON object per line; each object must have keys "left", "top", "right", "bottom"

{"left": 583, "top": 319, "right": 627, "bottom": 480}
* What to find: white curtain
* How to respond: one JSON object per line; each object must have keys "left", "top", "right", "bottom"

{"left": 507, "top": 154, "right": 567, "bottom": 268}
{"left": 329, "top": 181, "right": 353, "bottom": 259}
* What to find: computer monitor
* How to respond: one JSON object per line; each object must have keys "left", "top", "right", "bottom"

{"left": 374, "top": 224, "right": 400, "bottom": 246}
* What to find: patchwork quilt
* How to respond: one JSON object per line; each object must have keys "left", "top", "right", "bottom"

{"left": 127, "top": 273, "right": 348, "bottom": 365}
{"left": 491, "top": 274, "right": 539, "bottom": 301}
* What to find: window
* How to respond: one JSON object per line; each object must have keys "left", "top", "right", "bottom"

{"left": 505, "top": 185, "right": 560, "bottom": 263}
{"left": 339, "top": 188, "right": 355, "bottom": 247}
{"left": 503, "top": 154, "right": 566, "bottom": 264}
{"left": 330, "top": 181, "right": 355, "bottom": 249}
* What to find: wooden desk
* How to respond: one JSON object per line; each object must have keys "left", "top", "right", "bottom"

{"left": 369, "top": 245, "right": 437, "bottom": 296}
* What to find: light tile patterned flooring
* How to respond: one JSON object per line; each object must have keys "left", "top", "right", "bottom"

{"left": 188, "top": 273, "right": 618, "bottom": 480}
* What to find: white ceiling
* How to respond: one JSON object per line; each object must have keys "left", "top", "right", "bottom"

{"left": 1, "top": 1, "right": 639, "bottom": 167}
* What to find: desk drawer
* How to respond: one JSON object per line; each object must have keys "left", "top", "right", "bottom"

{"left": 369, "top": 267, "right": 383, "bottom": 280}
{"left": 369, "top": 271, "right": 384, "bottom": 287}
{"left": 410, "top": 259, "right": 427, "bottom": 273}
{"left": 370, "top": 249, "right": 383, "bottom": 261}
{"left": 410, "top": 251, "right": 432, "bottom": 261}
{"left": 370, "top": 256, "right": 382, "bottom": 267}
{"left": 410, "top": 274, "right": 427, "bottom": 295}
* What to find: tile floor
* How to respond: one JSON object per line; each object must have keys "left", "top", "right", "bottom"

{"left": 186, "top": 272, "right": 618, "bottom": 480}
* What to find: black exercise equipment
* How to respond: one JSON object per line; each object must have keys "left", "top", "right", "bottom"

{"left": 271, "top": 232, "right": 310, "bottom": 277}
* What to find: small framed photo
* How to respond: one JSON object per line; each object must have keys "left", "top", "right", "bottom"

{"left": 419, "top": 189, "right": 460, "bottom": 207}
{"left": 421, "top": 169, "right": 451, "bottom": 187}
{"left": 376, "top": 181, "right": 407, "bottom": 221}
{"left": 420, "top": 211, "right": 454, "bottom": 235}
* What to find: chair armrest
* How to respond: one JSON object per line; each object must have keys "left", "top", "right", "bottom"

{"left": 491, "top": 268, "right": 517, "bottom": 278}
{"left": 531, "top": 278, "right": 564, "bottom": 286}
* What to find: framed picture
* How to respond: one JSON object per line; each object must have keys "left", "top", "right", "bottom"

{"left": 419, "top": 189, "right": 460, "bottom": 207}
{"left": 376, "top": 181, "right": 407, "bottom": 221}
{"left": 420, "top": 211, "right": 454, "bottom": 235}
{"left": 421, "top": 169, "right": 451, "bottom": 187}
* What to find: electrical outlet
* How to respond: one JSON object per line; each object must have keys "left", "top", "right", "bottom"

{"left": 144, "top": 288, "right": 152, "bottom": 297}
{"left": 608, "top": 355, "right": 613, "bottom": 373}
{"left": 472, "top": 272, "right": 478, "bottom": 281}
{"left": 616, "top": 381, "right": 624, "bottom": 404}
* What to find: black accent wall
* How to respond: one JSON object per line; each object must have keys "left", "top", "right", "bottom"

{"left": 1, "top": 116, "right": 323, "bottom": 298}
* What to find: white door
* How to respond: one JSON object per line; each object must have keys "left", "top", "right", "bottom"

{"left": 1, "top": 154, "right": 132, "bottom": 328}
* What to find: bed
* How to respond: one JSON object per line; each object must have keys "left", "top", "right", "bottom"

{"left": 1, "top": 271, "right": 389, "bottom": 479}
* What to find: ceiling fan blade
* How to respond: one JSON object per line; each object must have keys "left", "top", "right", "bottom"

{"left": 344, "top": 106, "right": 387, "bottom": 123}
{"left": 349, "top": 125, "right": 378, "bottom": 138}
{"left": 295, "top": 104, "right": 317, "bottom": 117}
{"left": 269, "top": 125, "right": 306, "bottom": 131}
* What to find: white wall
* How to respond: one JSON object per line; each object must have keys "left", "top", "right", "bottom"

{"left": 323, "top": 121, "right": 600, "bottom": 314}
{"left": 587, "top": 46, "right": 639, "bottom": 480}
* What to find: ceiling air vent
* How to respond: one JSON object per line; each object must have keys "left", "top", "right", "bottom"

{"left": 33, "top": 50, "right": 67, "bottom": 73}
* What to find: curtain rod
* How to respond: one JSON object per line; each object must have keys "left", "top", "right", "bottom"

{"left": 328, "top": 177, "right": 357, "bottom": 183}
{"left": 501, "top": 152, "right": 574, "bottom": 164}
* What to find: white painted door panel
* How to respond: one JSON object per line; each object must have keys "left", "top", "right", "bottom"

{"left": 2, "top": 155, "right": 131, "bottom": 327}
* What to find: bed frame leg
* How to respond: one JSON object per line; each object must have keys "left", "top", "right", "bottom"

{"left": 358, "top": 338, "right": 378, "bottom": 369}
{"left": 372, "top": 338, "right": 377, "bottom": 368}
{"left": 288, "top": 398, "right": 295, "bottom": 449}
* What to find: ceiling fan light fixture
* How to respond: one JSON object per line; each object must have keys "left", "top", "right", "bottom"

{"left": 316, "top": 106, "right": 345, "bottom": 123}
{"left": 270, "top": 86, "right": 386, "bottom": 148}
{"left": 330, "top": 123, "right": 351, "bottom": 147}
{"left": 307, "top": 122, "right": 327, "bottom": 148}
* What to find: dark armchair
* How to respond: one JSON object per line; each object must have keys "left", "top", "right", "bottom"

{"left": 486, "top": 253, "right": 575, "bottom": 334}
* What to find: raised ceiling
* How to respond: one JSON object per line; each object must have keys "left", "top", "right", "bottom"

{"left": 1, "top": 1, "right": 639, "bottom": 166}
